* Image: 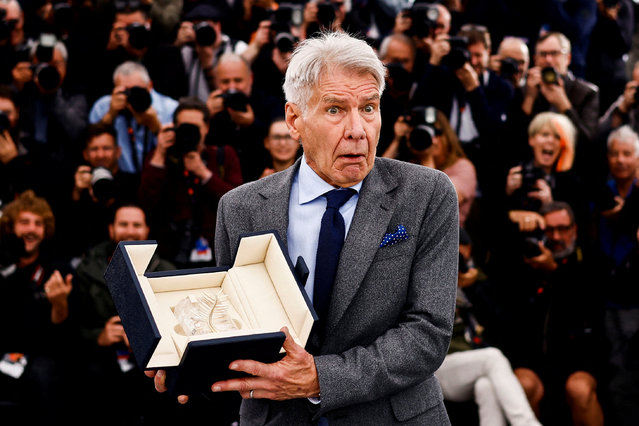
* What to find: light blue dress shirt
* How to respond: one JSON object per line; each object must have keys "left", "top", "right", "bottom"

{"left": 88, "top": 88, "right": 178, "bottom": 174}
{"left": 287, "top": 155, "right": 362, "bottom": 302}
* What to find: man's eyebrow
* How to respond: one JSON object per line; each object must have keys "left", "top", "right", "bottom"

{"left": 321, "top": 93, "right": 380, "bottom": 104}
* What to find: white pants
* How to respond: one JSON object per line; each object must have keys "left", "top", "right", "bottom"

{"left": 435, "top": 347, "right": 541, "bottom": 426}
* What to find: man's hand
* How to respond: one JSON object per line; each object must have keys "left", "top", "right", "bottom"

{"left": 539, "top": 77, "right": 571, "bottom": 113}
{"left": 509, "top": 210, "right": 545, "bottom": 233}
{"left": 44, "top": 270, "right": 72, "bottom": 324}
{"left": 428, "top": 34, "right": 451, "bottom": 66}
{"left": 150, "top": 123, "right": 175, "bottom": 167}
{"left": 228, "top": 102, "right": 255, "bottom": 128}
{"left": 0, "top": 130, "right": 18, "bottom": 164}
{"left": 207, "top": 89, "right": 226, "bottom": 117}
{"left": 174, "top": 21, "right": 195, "bottom": 46}
{"left": 211, "top": 327, "right": 320, "bottom": 400}
{"left": 72, "top": 165, "right": 92, "bottom": 200}
{"left": 601, "top": 195, "right": 625, "bottom": 218}
{"left": 505, "top": 165, "right": 523, "bottom": 196}
{"left": 132, "top": 106, "right": 161, "bottom": 134}
{"left": 618, "top": 80, "right": 638, "bottom": 114}
{"left": 524, "top": 242, "right": 557, "bottom": 272}
{"left": 527, "top": 178, "right": 553, "bottom": 205}
{"left": 98, "top": 316, "right": 127, "bottom": 347}
{"left": 103, "top": 85, "right": 128, "bottom": 125}
{"left": 455, "top": 62, "right": 480, "bottom": 92}
{"left": 183, "top": 151, "right": 212, "bottom": 181}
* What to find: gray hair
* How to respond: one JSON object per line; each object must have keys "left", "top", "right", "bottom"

{"left": 29, "top": 38, "right": 68, "bottom": 63}
{"left": 283, "top": 31, "right": 386, "bottom": 115}
{"left": 378, "top": 33, "right": 415, "bottom": 60}
{"left": 607, "top": 125, "right": 639, "bottom": 156}
{"left": 112, "top": 61, "right": 151, "bottom": 86}
{"left": 215, "top": 52, "right": 250, "bottom": 72}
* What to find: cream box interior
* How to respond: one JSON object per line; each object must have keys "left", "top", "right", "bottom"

{"left": 122, "top": 232, "right": 316, "bottom": 369}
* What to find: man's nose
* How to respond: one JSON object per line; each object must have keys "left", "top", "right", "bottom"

{"left": 345, "top": 109, "right": 365, "bottom": 140}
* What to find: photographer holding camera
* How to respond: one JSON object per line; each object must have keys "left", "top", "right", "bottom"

{"left": 55, "top": 122, "right": 139, "bottom": 260}
{"left": 174, "top": 3, "right": 248, "bottom": 103}
{"left": 487, "top": 200, "right": 605, "bottom": 425}
{"left": 89, "top": 61, "right": 177, "bottom": 175}
{"left": 139, "top": 96, "right": 242, "bottom": 268}
{"left": 205, "top": 52, "right": 284, "bottom": 182}
{"left": 503, "top": 112, "right": 588, "bottom": 236}
{"left": 412, "top": 23, "right": 513, "bottom": 197}
{"left": 383, "top": 106, "right": 477, "bottom": 228}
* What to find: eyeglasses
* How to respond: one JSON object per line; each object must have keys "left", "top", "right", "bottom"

{"left": 544, "top": 224, "right": 573, "bottom": 235}
{"left": 536, "top": 49, "right": 566, "bottom": 58}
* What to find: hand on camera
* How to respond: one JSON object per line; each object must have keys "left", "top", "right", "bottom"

{"left": 150, "top": 123, "right": 175, "bottom": 167}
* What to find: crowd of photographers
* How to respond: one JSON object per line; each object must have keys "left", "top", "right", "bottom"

{"left": 1, "top": 0, "right": 639, "bottom": 424}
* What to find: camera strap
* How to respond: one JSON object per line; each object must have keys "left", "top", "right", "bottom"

{"left": 125, "top": 115, "right": 151, "bottom": 174}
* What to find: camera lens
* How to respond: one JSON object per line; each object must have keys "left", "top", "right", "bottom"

{"left": 274, "top": 32, "right": 295, "bottom": 53}
{"left": 91, "top": 167, "right": 115, "bottom": 202}
{"left": 125, "top": 86, "right": 152, "bottom": 112}
{"left": 126, "top": 23, "right": 150, "bottom": 50}
{"left": 35, "top": 64, "right": 61, "bottom": 91}
{"left": 221, "top": 89, "right": 249, "bottom": 112}
{"left": 541, "top": 66, "right": 559, "bottom": 85}
{"left": 194, "top": 22, "right": 217, "bottom": 46}
{"left": 174, "top": 123, "right": 201, "bottom": 154}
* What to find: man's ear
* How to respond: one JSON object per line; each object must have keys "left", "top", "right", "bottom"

{"left": 285, "top": 103, "right": 301, "bottom": 141}
{"left": 108, "top": 224, "right": 115, "bottom": 241}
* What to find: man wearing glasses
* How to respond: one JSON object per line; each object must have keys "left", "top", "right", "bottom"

{"left": 494, "top": 201, "right": 605, "bottom": 424}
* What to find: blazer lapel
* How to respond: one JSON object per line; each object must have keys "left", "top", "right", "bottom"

{"left": 326, "top": 160, "right": 399, "bottom": 334}
{"left": 253, "top": 160, "right": 301, "bottom": 248}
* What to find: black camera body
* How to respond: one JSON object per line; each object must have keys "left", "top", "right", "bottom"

{"left": 271, "top": 3, "right": 303, "bottom": 33}
{"left": 33, "top": 63, "right": 61, "bottom": 91}
{"left": 500, "top": 57, "right": 519, "bottom": 80}
{"left": 0, "top": 111, "right": 10, "bottom": 133}
{"left": 442, "top": 36, "right": 470, "bottom": 71}
{"left": 386, "top": 62, "right": 413, "bottom": 94}
{"left": 404, "top": 3, "right": 440, "bottom": 38}
{"left": 219, "top": 89, "right": 249, "bottom": 112}
{"left": 520, "top": 227, "right": 547, "bottom": 258}
{"left": 123, "top": 86, "right": 152, "bottom": 112}
{"left": 405, "top": 105, "right": 438, "bottom": 151}
{"left": 165, "top": 123, "right": 202, "bottom": 169}
{"left": 520, "top": 163, "right": 546, "bottom": 194}
{"left": 91, "top": 166, "right": 115, "bottom": 203}
{"left": 316, "top": 1, "right": 338, "bottom": 29}
{"left": 541, "top": 66, "right": 560, "bottom": 85}
{"left": 194, "top": 22, "right": 217, "bottom": 46}
{"left": 126, "top": 22, "right": 151, "bottom": 50}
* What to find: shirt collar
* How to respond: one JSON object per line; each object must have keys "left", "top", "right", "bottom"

{"left": 297, "top": 154, "right": 362, "bottom": 205}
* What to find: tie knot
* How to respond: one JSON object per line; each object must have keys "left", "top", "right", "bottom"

{"left": 324, "top": 188, "right": 355, "bottom": 209}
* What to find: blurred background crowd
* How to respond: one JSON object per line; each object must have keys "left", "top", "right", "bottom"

{"left": 1, "top": 0, "right": 639, "bottom": 425}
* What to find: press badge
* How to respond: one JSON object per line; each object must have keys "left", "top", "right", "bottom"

{"left": 0, "top": 353, "right": 27, "bottom": 379}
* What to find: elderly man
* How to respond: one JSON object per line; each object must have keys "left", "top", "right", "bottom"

{"left": 150, "top": 31, "right": 459, "bottom": 424}
{"left": 89, "top": 61, "right": 177, "bottom": 176}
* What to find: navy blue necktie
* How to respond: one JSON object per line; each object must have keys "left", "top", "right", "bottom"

{"left": 313, "top": 188, "right": 355, "bottom": 323}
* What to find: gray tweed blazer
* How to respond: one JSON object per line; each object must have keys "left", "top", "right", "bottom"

{"left": 215, "top": 157, "right": 459, "bottom": 425}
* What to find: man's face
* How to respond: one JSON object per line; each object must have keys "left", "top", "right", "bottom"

{"left": 113, "top": 11, "right": 147, "bottom": 49}
{"left": 434, "top": 4, "right": 451, "bottom": 36}
{"left": 535, "top": 36, "right": 570, "bottom": 74}
{"left": 13, "top": 211, "right": 45, "bottom": 255}
{"left": 383, "top": 39, "right": 414, "bottom": 73}
{"left": 499, "top": 40, "right": 529, "bottom": 83}
{"left": 468, "top": 41, "right": 489, "bottom": 75}
{"left": 543, "top": 209, "right": 577, "bottom": 259}
{"left": 83, "top": 133, "right": 120, "bottom": 171}
{"left": 608, "top": 138, "right": 639, "bottom": 181}
{"left": 215, "top": 60, "right": 252, "bottom": 97}
{"left": 264, "top": 120, "right": 298, "bottom": 163}
{"left": 286, "top": 68, "right": 381, "bottom": 187}
{"left": 108, "top": 206, "right": 149, "bottom": 243}
{"left": 0, "top": 1, "right": 24, "bottom": 46}
{"left": 0, "top": 97, "right": 18, "bottom": 129}
{"left": 529, "top": 123, "right": 561, "bottom": 171}
{"left": 175, "top": 109, "right": 209, "bottom": 148}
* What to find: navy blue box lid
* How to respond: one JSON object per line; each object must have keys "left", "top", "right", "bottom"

{"left": 104, "top": 231, "right": 317, "bottom": 395}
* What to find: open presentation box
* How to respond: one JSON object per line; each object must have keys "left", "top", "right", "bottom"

{"left": 104, "top": 231, "right": 316, "bottom": 395}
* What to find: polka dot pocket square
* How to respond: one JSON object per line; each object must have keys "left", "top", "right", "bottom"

{"left": 379, "top": 225, "right": 409, "bottom": 248}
